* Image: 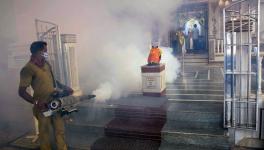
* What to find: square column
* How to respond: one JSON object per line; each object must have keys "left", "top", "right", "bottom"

{"left": 141, "top": 64, "right": 166, "bottom": 97}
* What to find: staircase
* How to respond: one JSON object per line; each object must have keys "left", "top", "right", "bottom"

{"left": 233, "top": 138, "right": 264, "bottom": 150}
{"left": 159, "top": 66, "right": 231, "bottom": 150}
{"left": 104, "top": 104, "right": 166, "bottom": 141}
{"left": 178, "top": 54, "right": 208, "bottom": 66}
{"left": 65, "top": 65, "right": 230, "bottom": 150}
{"left": 66, "top": 96, "right": 167, "bottom": 150}
{"left": 91, "top": 96, "right": 167, "bottom": 150}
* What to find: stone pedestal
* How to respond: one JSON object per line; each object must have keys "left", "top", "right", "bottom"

{"left": 141, "top": 64, "right": 166, "bottom": 97}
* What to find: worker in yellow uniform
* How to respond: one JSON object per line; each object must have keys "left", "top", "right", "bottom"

{"left": 18, "top": 41, "right": 73, "bottom": 150}
{"left": 148, "top": 42, "right": 162, "bottom": 66}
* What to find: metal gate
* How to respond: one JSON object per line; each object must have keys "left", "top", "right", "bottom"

{"left": 224, "top": 0, "right": 260, "bottom": 129}
{"left": 35, "top": 19, "right": 65, "bottom": 83}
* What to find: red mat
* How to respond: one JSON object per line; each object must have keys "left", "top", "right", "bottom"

{"left": 105, "top": 118, "right": 164, "bottom": 141}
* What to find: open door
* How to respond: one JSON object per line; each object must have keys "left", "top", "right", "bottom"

{"left": 35, "top": 19, "right": 65, "bottom": 84}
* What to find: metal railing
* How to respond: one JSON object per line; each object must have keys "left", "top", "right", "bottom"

{"left": 223, "top": 0, "right": 260, "bottom": 130}
{"left": 214, "top": 39, "right": 225, "bottom": 56}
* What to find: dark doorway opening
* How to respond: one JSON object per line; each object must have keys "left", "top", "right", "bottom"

{"left": 170, "top": 2, "right": 208, "bottom": 55}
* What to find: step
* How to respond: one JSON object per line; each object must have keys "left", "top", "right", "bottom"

{"left": 175, "top": 72, "right": 196, "bottom": 78}
{"left": 178, "top": 58, "right": 208, "bottom": 62}
{"left": 170, "top": 80, "right": 223, "bottom": 84}
{"left": 183, "top": 66, "right": 211, "bottom": 70}
{"left": 169, "top": 80, "right": 223, "bottom": 84}
{"left": 115, "top": 107, "right": 166, "bottom": 120}
{"left": 167, "top": 100, "right": 223, "bottom": 123}
{"left": 166, "top": 94, "right": 224, "bottom": 101}
{"left": 107, "top": 96, "right": 167, "bottom": 108}
{"left": 166, "top": 85, "right": 223, "bottom": 90}
{"left": 178, "top": 58, "right": 209, "bottom": 61}
{"left": 167, "top": 101, "right": 223, "bottom": 112}
{"left": 234, "top": 138, "right": 264, "bottom": 150}
{"left": 182, "top": 60, "right": 209, "bottom": 64}
{"left": 183, "top": 62, "right": 208, "bottom": 66}
{"left": 161, "top": 127, "right": 230, "bottom": 149}
{"left": 166, "top": 89, "right": 224, "bottom": 95}
{"left": 91, "top": 137, "right": 161, "bottom": 150}
{"left": 105, "top": 118, "right": 165, "bottom": 141}
{"left": 159, "top": 142, "right": 229, "bottom": 150}
{"left": 196, "top": 73, "right": 210, "bottom": 80}
{"left": 70, "top": 102, "right": 115, "bottom": 124}
{"left": 167, "top": 82, "right": 224, "bottom": 86}
{"left": 66, "top": 117, "right": 112, "bottom": 136}
{"left": 182, "top": 54, "right": 209, "bottom": 59}
{"left": 167, "top": 110, "right": 223, "bottom": 123}
{"left": 109, "top": 96, "right": 167, "bottom": 120}
{"left": 162, "top": 124, "right": 227, "bottom": 136}
{"left": 168, "top": 99, "right": 224, "bottom": 103}
{"left": 164, "top": 120, "right": 223, "bottom": 131}
{"left": 180, "top": 75, "right": 209, "bottom": 80}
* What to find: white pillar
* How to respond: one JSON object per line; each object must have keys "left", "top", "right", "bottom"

{"left": 61, "top": 34, "right": 82, "bottom": 96}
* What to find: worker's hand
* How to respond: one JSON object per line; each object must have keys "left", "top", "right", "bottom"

{"left": 51, "top": 87, "right": 73, "bottom": 99}
{"left": 34, "top": 100, "right": 48, "bottom": 112}
{"left": 65, "top": 87, "right": 74, "bottom": 95}
{"left": 51, "top": 89, "right": 63, "bottom": 98}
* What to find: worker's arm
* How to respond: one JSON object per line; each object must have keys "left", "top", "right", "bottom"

{"left": 18, "top": 67, "right": 45, "bottom": 108}
{"left": 19, "top": 86, "right": 46, "bottom": 111}
{"left": 56, "top": 80, "right": 73, "bottom": 94}
{"left": 52, "top": 80, "right": 73, "bottom": 98}
{"left": 18, "top": 67, "right": 34, "bottom": 104}
{"left": 18, "top": 67, "right": 47, "bottom": 110}
{"left": 18, "top": 86, "right": 34, "bottom": 104}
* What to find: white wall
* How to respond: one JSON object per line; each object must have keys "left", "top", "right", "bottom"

{"left": 0, "top": 0, "right": 17, "bottom": 72}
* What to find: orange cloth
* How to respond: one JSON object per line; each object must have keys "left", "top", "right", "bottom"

{"left": 148, "top": 48, "right": 162, "bottom": 64}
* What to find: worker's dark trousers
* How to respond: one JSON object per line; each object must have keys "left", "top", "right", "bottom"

{"left": 193, "top": 39, "right": 199, "bottom": 50}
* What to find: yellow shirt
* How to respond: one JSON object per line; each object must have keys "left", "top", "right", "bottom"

{"left": 19, "top": 62, "right": 55, "bottom": 103}
{"left": 177, "top": 31, "right": 185, "bottom": 46}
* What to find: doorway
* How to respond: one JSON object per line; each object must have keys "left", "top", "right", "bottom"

{"left": 170, "top": 2, "right": 208, "bottom": 55}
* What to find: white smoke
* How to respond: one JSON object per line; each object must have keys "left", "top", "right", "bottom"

{"left": 92, "top": 46, "right": 181, "bottom": 102}
{"left": 82, "top": 0, "right": 183, "bottom": 101}
{"left": 92, "top": 82, "right": 112, "bottom": 102}
{"left": 9, "top": 0, "right": 183, "bottom": 102}
{"left": 160, "top": 47, "right": 181, "bottom": 82}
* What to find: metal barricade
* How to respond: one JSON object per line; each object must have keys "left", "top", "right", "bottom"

{"left": 224, "top": 0, "right": 260, "bottom": 130}
{"left": 35, "top": 19, "right": 65, "bottom": 83}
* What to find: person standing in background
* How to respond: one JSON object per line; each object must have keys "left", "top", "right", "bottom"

{"left": 188, "top": 28, "right": 193, "bottom": 53}
{"left": 170, "top": 30, "right": 178, "bottom": 56}
{"left": 192, "top": 24, "right": 199, "bottom": 51}
{"left": 176, "top": 28, "right": 185, "bottom": 54}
